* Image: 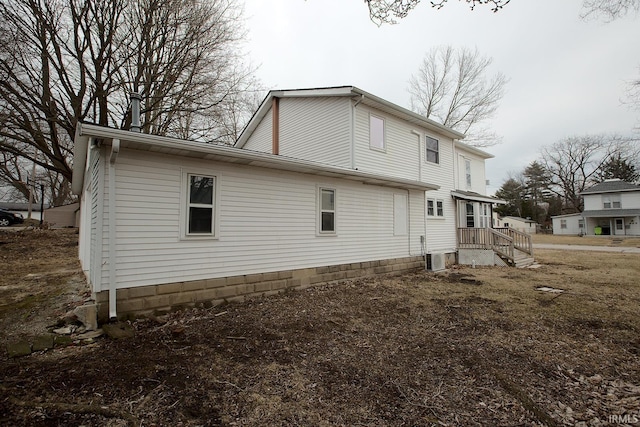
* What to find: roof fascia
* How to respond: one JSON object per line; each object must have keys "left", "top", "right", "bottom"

{"left": 454, "top": 141, "right": 494, "bottom": 159}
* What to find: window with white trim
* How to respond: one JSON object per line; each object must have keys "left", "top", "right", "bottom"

{"left": 427, "top": 198, "right": 444, "bottom": 217}
{"left": 560, "top": 219, "right": 567, "bottom": 229}
{"left": 578, "top": 219, "right": 585, "bottom": 229}
{"left": 426, "top": 136, "right": 439, "bottom": 164}
{"left": 319, "top": 187, "right": 336, "bottom": 234}
{"left": 602, "top": 194, "right": 621, "bottom": 209}
{"left": 187, "top": 174, "right": 215, "bottom": 235}
{"left": 369, "top": 115, "right": 385, "bottom": 150}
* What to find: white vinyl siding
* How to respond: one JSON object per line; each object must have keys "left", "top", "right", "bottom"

{"left": 242, "top": 109, "right": 272, "bottom": 152}
{"left": 92, "top": 149, "right": 424, "bottom": 291}
{"left": 354, "top": 106, "right": 421, "bottom": 181}
{"left": 456, "top": 151, "right": 488, "bottom": 195}
{"left": 279, "top": 97, "right": 351, "bottom": 167}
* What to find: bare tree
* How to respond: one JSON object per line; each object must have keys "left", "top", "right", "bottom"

{"left": 539, "top": 135, "right": 633, "bottom": 213}
{"left": 408, "top": 45, "right": 508, "bottom": 147}
{"left": 581, "top": 0, "right": 640, "bottom": 20}
{"left": 365, "top": 0, "right": 510, "bottom": 25}
{"left": 0, "top": 0, "right": 257, "bottom": 205}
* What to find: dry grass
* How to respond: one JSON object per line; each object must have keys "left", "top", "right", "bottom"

{"left": 1, "top": 232, "right": 639, "bottom": 426}
{"left": 532, "top": 233, "right": 640, "bottom": 247}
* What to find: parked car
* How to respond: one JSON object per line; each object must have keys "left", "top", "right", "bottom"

{"left": 0, "top": 208, "right": 24, "bottom": 227}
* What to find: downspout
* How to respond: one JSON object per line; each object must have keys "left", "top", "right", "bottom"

{"left": 108, "top": 139, "right": 120, "bottom": 320}
{"left": 272, "top": 96, "right": 280, "bottom": 155}
{"left": 351, "top": 94, "right": 364, "bottom": 169}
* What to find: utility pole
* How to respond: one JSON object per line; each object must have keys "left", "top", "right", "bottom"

{"left": 39, "top": 184, "right": 44, "bottom": 227}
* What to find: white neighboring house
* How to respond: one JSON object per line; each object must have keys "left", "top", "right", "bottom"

{"left": 552, "top": 179, "right": 640, "bottom": 236}
{"left": 551, "top": 213, "right": 585, "bottom": 236}
{"left": 236, "top": 86, "right": 506, "bottom": 264}
{"left": 495, "top": 216, "right": 538, "bottom": 234}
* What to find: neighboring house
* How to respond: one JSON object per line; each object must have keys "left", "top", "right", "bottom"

{"left": 551, "top": 179, "right": 640, "bottom": 236}
{"left": 44, "top": 202, "right": 80, "bottom": 228}
{"left": 72, "top": 86, "right": 525, "bottom": 321}
{"left": 551, "top": 213, "right": 584, "bottom": 236}
{"left": 495, "top": 216, "right": 538, "bottom": 234}
{"left": 0, "top": 202, "right": 50, "bottom": 222}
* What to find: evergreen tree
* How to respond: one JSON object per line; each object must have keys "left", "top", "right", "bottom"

{"left": 598, "top": 154, "right": 640, "bottom": 182}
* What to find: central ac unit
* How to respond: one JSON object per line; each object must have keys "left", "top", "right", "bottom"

{"left": 427, "top": 253, "right": 446, "bottom": 272}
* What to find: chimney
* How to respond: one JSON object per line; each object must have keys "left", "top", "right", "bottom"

{"left": 130, "top": 92, "right": 142, "bottom": 132}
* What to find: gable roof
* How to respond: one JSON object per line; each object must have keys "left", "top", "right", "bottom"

{"left": 235, "top": 86, "right": 466, "bottom": 149}
{"left": 581, "top": 179, "right": 640, "bottom": 195}
{"left": 72, "top": 123, "right": 439, "bottom": 196}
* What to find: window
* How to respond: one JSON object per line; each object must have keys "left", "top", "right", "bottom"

{"left": 427, "top": 198, "right": 444, "bottom": 217}
{"left": 603, "top": 194, "right": 621, "bottom": 209}
{"left": 578, "top": 219, "right": 584, "bottom": 229}
{"left": 479, "top": 204, "right": 490, "bottom": 228}
{"left": 426, "top": 136, "right": 439, "bottom": 164}
{"left": 465, "top": 203, "right": 475, "bottom": 227}
{"left": 187, "top": 174, "right": 215, "bottom": 235}
{"left": 319, "top": 188, "right": 336, "bottom": 234}
{"left": 369, "top": 115, "right": 385, "bottom": 150}
{"left": 465, "top": 159, "right": 472, "bottom": 189}
{"left": 560, "top": 219, "right": 567, "bottom": 229}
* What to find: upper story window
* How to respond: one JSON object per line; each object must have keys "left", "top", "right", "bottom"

{"left": 603, "top": 194, "right": 621, "bottom": 209}
{"left": 426, "top": 136, "right": 439, "bottom": 164}
{"left": 369, "top": 115, "right": 385, "bottom": 150}
{"left": 187, "top": 174, "right": 216, "bottom": 235}
{"left": 319, "top": 187, "right": 336, "bottom": 234}
{"left": 465, "top": 159, "right": 472, "bottom": 189}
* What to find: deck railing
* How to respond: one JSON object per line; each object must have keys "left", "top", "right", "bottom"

{"left": 457, "top": 227, "right": 515, "bottom": 261}
{"left": 494, "top": 227, "right": 534, "bottom": 256}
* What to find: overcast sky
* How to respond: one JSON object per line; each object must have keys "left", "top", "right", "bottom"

{"left": 241, "top": 0, "right": 640, "bottom": 194}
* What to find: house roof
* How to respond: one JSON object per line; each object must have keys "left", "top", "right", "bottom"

{"left": 72, "top": 123, "right": 440, "bottom": 195}
{"left": 234, "top": 86, "right": 467, "bottom": 149}
{"left": 501, "top": 216, "right": 537, "bottom": 224}
{"left": 551, "top": 213, "right": 583, "bottom": 219}
{"left": 451, "top": 190, "right": 507, "bottom": 205}
{"left": 582, "top": 208, "right": 640, "bottom": 218}
{"left": 454, "top": 141, "right": 494, "bottom": 159}
{"left": 580, "top": 179, "right": 640, "bottom": 195}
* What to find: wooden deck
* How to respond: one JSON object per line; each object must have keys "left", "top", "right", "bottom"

{"left": 457, "top": 227, "right": 534, "bottom": 267}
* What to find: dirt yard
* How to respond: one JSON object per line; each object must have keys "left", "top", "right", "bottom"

{"left": 1, "top": 229, "right": 639, "bottom": 426}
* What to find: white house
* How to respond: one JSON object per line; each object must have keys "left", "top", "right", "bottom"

{"left": 551, "top": 213, "right": 584, "bottom": 235}
{"left": 236, "top": 86, "right": 507, "bottom": 264}
{"left": 72, "top": 86, "right": 522, "bottom": 321}
{"left": 495, "top": 216, "right": 538, "bottom": 234}
{"left": 552, "top": 179, "right": 640, "bottom": 236}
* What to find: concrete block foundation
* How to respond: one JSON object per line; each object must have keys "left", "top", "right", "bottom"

{"left": 96, "top": 256, "right": 426, "bottom": 322}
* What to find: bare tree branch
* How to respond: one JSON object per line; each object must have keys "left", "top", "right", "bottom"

{"left": 409, "top": 45, "right": 508, "bottom": 147}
